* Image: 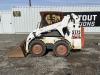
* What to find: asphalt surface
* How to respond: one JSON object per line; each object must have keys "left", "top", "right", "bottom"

{"left": 0, "top": 34, "right": 100, "bottom": 75}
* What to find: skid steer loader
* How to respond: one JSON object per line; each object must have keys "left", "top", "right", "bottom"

{"left": 5, "top": 12, "right": 84, "bottom": 57}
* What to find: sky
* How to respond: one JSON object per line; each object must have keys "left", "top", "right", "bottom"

{"left": 0, "top": 0, "right": 100, "bottom": 10}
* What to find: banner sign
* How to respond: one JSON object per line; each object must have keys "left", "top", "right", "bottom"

{"left": 64, "top": 12, "right": 100, "bottom": 27}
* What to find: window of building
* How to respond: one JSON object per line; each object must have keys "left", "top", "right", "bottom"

{"left": 13, "top": 11, "right": 21, "bottom": 17}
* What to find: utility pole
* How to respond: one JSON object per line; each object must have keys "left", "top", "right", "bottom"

{"left": 29, "top": 0, "right": 31, "bottom": 6}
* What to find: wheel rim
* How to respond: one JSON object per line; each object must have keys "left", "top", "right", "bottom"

{"left": 56, "top": 45, "right": 68, "bottom": 55}
{"left": 32, "top": 44, "right": 43, "bottom": 54}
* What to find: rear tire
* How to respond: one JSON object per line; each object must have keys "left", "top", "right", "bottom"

{"left": 53, "top": 40, "right": 70, "bottom": 57}
{"left": 29, "top": 40, "right": 46, "bottom": 57}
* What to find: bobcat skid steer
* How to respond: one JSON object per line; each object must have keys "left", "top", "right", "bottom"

{"left": 5, "top": 12, "right": 84, "bottom": 57}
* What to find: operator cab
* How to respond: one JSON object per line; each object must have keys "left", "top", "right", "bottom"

{"left": 40, "top": 12, "right": 63, "bottom": 28}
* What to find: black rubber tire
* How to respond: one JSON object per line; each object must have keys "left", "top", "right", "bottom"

{"left": 29, "top": 40, "right": 46, "bottom": 57}
{"left": 53, "top": 40, "right": 70, "bottom": 57}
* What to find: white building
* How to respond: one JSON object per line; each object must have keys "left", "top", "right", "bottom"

{"left": 0, "top": 11, "right": 12, "bottom": 34}
{"left": 1, "top": 6, "right": 100, "bottom": 34}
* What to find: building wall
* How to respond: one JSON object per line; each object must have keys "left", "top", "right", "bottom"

{"left": 0, "top": 6, "right": 100, "bottom": 34}
{"left": 0, "top": 11, "right": 12, "bottom": 34}
{"left": 12, "top": 6, "right": 100, "bottom": 33}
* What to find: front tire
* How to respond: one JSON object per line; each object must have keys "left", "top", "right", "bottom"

{"left": 29, "top": 40, "right": 46, "bottom": 57}
{"left": 53, "top": 40, "right": 70, "bottom": 57}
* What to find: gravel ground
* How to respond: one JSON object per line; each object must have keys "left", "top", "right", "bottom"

{"left": 0, "top": 34, "right": 100, "bottom": 75}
